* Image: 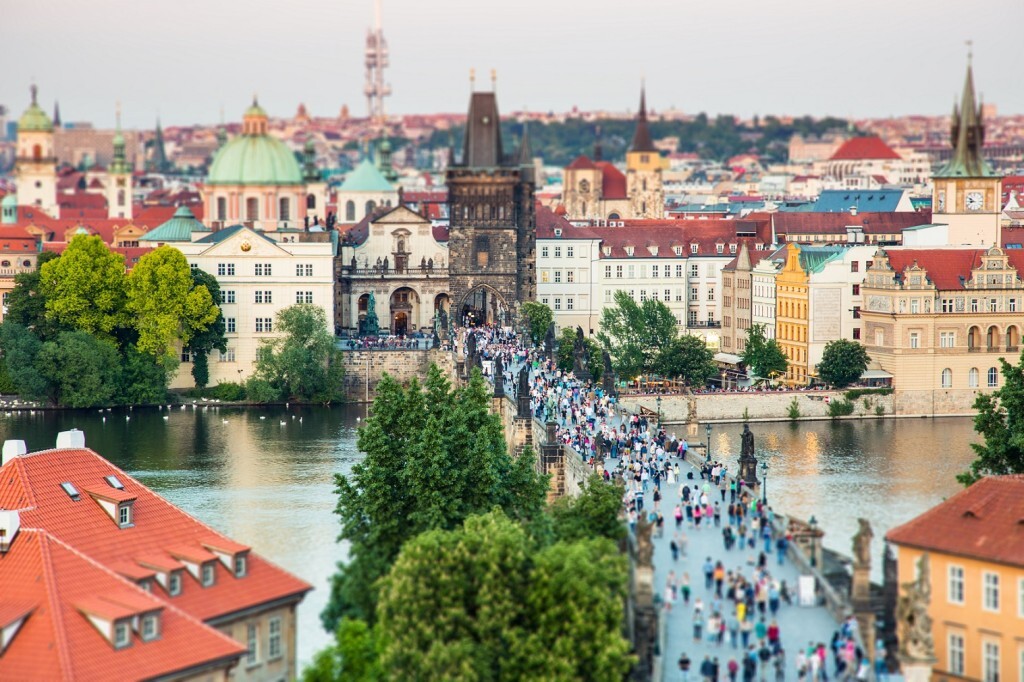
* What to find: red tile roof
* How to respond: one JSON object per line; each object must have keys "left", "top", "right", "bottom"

{"left": 0, "top": 446, "right": 312, "bottom": 626}
{"left": 881, "top": 248, "right": 1024, "bottom": 291}
{"left": 0, "top": 529, "right": 245, "bottom": 680}
{"left": 828, "top": 136, "right": 902, "bottom": 161}
{"left": 595, "top": 162, "right": 627, "bottom": 200}
{"left": 886, "top": 475, "right": 1024, "bottom": 567}
{"left": 566, "top": 155, "right": 597, "bottom": 170}
{"left": 772, "top": 211, "right": 931, "bottom": 237}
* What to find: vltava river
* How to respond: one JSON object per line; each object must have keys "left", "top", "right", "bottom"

{"left": 0, "top": 407, "right": 977, "bottom": 666}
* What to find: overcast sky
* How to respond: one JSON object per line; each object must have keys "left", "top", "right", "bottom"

{"left": 2, "top": 0, "right": 1020, "bottom": 130}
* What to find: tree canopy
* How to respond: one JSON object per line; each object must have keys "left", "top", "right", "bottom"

{"left": 184, "top": 268, "right": 228, "bottom": 389}
{"left": 816, "top": 339, "right": 870, "bottom": 388}
{"left": 655, "top": 334, "right": 717, "bottom": 386}
{"left": 741, "top": 324, "right": 789, "bottom": 380}
{"left": 254, "top": 304, "right": 344, "bottom": 403}
{"left": 555, "top": 326, "right": 602, "bottom": 381}
{"left": 4, "top": 251, "right": 63, "bottom": 340}
{"left": 40, "top": 235, "right": 127, "bottom": 341}
{"left": 520, "top": 301, "right": 553, "bottom": 346}
{"left": 597, "top": 290, "right": 678, "bottom": 378}
{"left": 959, "top": 353, "right": 1024, "bottom": 486}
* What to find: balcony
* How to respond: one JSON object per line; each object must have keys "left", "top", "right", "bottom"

{"left": 687, "top": 320, "right": 721, "bottom": 329}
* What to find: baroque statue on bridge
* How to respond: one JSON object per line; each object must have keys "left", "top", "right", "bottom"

{"left": 896, "top": 553, "right": 935, "bottom": 663}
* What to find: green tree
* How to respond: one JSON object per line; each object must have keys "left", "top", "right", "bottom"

{"left": 302, "top": 618, "right": 381, "bottom": 682}
{"left": 741, "top": 324, "right": 789, "bottom": 380}
{"left": 40, "top": 235, "right": 128, "bottom": 342}
{"left": 322, "top": 367, "right": 547, "bottom": 628}
{"left": 656, "top": 334, "right": 717, "bottom": 386}
{"left": 816, "top": 339, "right": 870, "bottom": 388}
{"left": 376, "top": 511, "right": 632, "bottom": 681}
{"left": 36, "top": 331, "right": 121, "bottom": 407}
{"left": 549, "top": 474, "right": 626, "bottom": 543}
{"left": 184, "top": 268, "right": 228, "bottom": 389}
{"left": 959, "top": 353, "right": 1024, "bottom": 485}
{"left": 5, "top": 251, "right": 63, "bottom": 340}
{"left": 254, "top": 304, "right": 343, "bottom": 402}
{"left": 0, "top": 322, "right": 52, "bottom": 401}
{"left": 520, "top": 301, "right": 553, "bottom": 345}
{"left": 597, "top": 290, "right": 678, "bottom": 379}
{"left": 126, "top": 246, "right": 219, "bottom": 360}
{"left": 555, "top": 327, "right": 603, "bottom": 381}
{"left": 119, "top": 345, "right": 170, "bottom": 405}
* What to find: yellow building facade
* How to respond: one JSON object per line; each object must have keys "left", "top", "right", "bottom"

{"left": 775, "top": 243, "right": 809, "bottom": 385}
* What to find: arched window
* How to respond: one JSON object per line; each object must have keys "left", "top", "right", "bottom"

{"left": 217, "top": 197, "right": 227, "bottom": 221}
{"left": 345, "top": 200, "right": 355, "bottom": 222}
{"left": 117, "top": 189, "right": 125, "bottom": 207}
{"left": 246, "top": 197, "right": 259, "bottom": 221}
{"left": 941, "top": 368, "right": 952, "bottom": 389}
{"left": 307, "top": 194, "right": 316, "bottom": 210}
{"left": 968, "top": 368, "right": 979, "bottom": 388}
{"left": 988, "top": 367, "right": 999, "bottom": 387}
{"left": 32, "top": 144, "right": 42, "bottom": 161}
{"left": 279, "top": 197, "right": 290, "bottom": 222}
{"left": 365, "top": 200, "right": 376, "bottom": 218}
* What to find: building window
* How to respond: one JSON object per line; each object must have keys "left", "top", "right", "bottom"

{"left": 141, "top": 614, "right": 159, "bottom": 642}
{"left": 226, "top": 318, "right": 236, "bottom": 334}
{"left": 256, "top": 318, "right": 273, "bottom": 333}
{"left": 852, "top": 306, "right": 861, "bottom": 319}
{"left": 118, "top": 504, "right": 132, "bottom": 527}
{"left": 850, "top": 261, "right": 859, "bottom": 273}
{"left": 676, "top": 289, "right": 683, "bottom": 302}
{"left": 567, "top": 271, "right": 575, "bottom": 283}
{"left": 852, "top": 328, "right": 861, "bottom": 340}
{"left": 604, "top": 265, "right": 611, "bottom": 278}
{"left": 554, "top": 298, "right": 561, "bottom": 311}
{"left": 216, "top": 197, "right": 227, "bottom": 221}
{"left": 640, "top": 290, "right": 647, "bottom": 302}
{"left": 217, "top": 263, "right": 235, "bottom": 277}
{"left": 875, "top": 330, "right": 884, "bottom": 346}
{"left": 235, "top": 554, "right": 247, "bottom": 578}
{"left": 246, "top": 623, "right": 260, "bottom": 666}
{"left": 715, "top": 244, "right": 724, "bottom": 254}
{"left": 223, "top": 290, "right": 236, "bottom": 304}
{"left": 296, "top": 264, "right": 313, "bottom": 276}
{"left": 269, "top": 617, "right": 283, "bottom": 659}
{"left": 690, "top": 264, "right": 699, "bottom": 278}
{"left": 541, "top": 246, "right": 549, "bottom": 258}
{"left": 969, "top": 368, "right": 979, "bottom": 388}
{"left": 971, "top": 298, "right": 979, "bottom": 312}
{"left": 948, "top": 633, "right": 965, "bottom": 676}
{"left": 220, "top": 348, "right": 236, "bottom": 362}
{"left": 603, "top": 291, "right": 611, "bottom": 303}
{"left": 279, "top": 197, "right": 290, "bottom": 221}
{"left": 652, "top": 265, "right": 659, "bottom": 279}
{"left": 983, "top": 572, "right": 1000, "bottom": 612}
{"left": 989, "top": 298, "right": 998, "bottom": 312}
{"left": 707, "top": 288, "right": 715, "bottom": 301}
{"left": 566, "top": 298, "right": 574, "bottom": 310}
{"left": 246, "top": 197, "right": 259, "bottom": 221}
{"left": 554, "top": 247, "right": 561, "bottom": 258}
{"left": 567, "top": 246, "right": 575, "bottom": 258}
{"left": 169, "top": 571, "right": 182, "bottom": 596}
{"left": 942, "top": 298, "right": 954, "bottom": 313}
{"left": 941, "top": 368, "right": 952, "bottom": 388}
{"left": 852, "top": 284, "right": 860, "bottom": 295}
{"left": 983, "top": 641, "right": 999, "bottom": 682}
{"left": 180, "top": 350, "right": 192, "bottom": 363}
{"left": 616, "top": 265, "right": 623, "bottom": 279}
{"left": 540, "top": 270, "right": 549, "bottom": 283}
{"left": 940, "top": 332, "right": 955, "bottom": 348}
{"left": 255, "top": 263, "right": 272, "bottom": 276}
{"left": 909, "top": 332, "right": 919, "bottom": 349}
{"left": 554, "top": 271, "right": 561, "bottom": 283}
{"left": 255, "top": 290, "right": 272, "bottom": 304}
{"left": 296, "top": 291, "right": 314, "bottom": 304}
{"left": 688, "top": 311, "right": 697, "bottom": 325}
{"left": 948, "top": 565, "right": 965, "bottom": 604}
{"left": 542, "top": 297, "right": 549, "bottom": 305}
{"left": 910, "top": 299, "right": 919, "bottom": 314}
{"left": 114, "top": 621, "right": 131, "bottom": 648}
{"left": 690, "top": 244, "right": 698, "bottom": 254}
{"left": 989, "top": 367, "right": 999, "bottom": 388}
{"left": 627, "top": 265, "right": 635, "bottom": 278}
{"left": 202, "top": 563, "right": 216, "bottom": 587}
{"left": 676, "top": 264, "right": 683, "bottom": 278}
{"left": 665, "top": 289, "right": 671, "bottom": 301}
{"left": 346, "top": 200, "right": 356, "bottom": 221}
{"left": 690, "top": 287, "right": 698, "bottom": 302}
{"left": 1010, "top": 299, "right": 1018, "bottom": 312}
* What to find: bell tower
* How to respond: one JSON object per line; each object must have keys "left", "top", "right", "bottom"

{"left": 14, "top": 85, "right": 58, "bottom": 218}
{"left": 931, "top": 50, "right": 1001, "bottom": 246}
{"left": 107, "top": 103, "right": 133, "bottom": 220}
{"left": 625, "top": 85, "right": 664, "bottom": 219}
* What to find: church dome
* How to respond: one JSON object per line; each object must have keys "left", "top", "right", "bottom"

{"left": 207, "top": 99, "right": 302, "bottom": 186}
{"left": 19, "top": 86, "right": 54, "bottom": 133}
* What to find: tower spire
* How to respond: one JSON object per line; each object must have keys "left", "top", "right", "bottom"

{"left": 935, "top": 51, "right": 996, "bottom": 178}
{"left": 630, "top": 82, "right": 655, "bottom": 153}
{"left": 363, "top": 0, "right": 391, "bottom": 133}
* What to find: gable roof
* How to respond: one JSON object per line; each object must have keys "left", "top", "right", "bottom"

{"left": 595, "top": 162, "right": 627, "bottom": 200}
{"left": 339, "top": 159, "right": 395, "bottom": 193}
{"left": 828, "top": 136, "right": 901, "bottom": 161}
{"left": 193, "top": 224, "right": 276, "bottom": 247}
{"left": 886, "top": 475, "right": 1024, "bottom": 567}
{"left": 772, "top": 211, "right": 931, "bottom": 237}
{"left": 812, "top": 189, "right": 907, "bottom": 213}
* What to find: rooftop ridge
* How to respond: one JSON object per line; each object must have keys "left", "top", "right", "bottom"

{"left": 36, "top": 531, "right": 77, "bottom": 680}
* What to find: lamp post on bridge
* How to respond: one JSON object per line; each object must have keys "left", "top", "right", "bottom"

{"left": 705, "top": 423, "right": 712, "bottom": 463}
{"left": 808, "top": 515, "right": 819, "bottom": 568}
{"left": 656, "top": 395, "right": 662, "bottom": 429}
{"left": 760, "top": 461, "right": 768, "bottom": 505}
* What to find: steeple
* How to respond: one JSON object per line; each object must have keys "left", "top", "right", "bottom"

{"left": 516, "top": 121, "right": 532, "bottom": 166}
{"left": 630, "top": 83, "right": 656, "bottom": 153}
{"left": 935, "top": 54, "right": 997, "bottom": 178}
{"left": 150, "top": 117, "right": 170, "bottom": 173}
{"left": 461, "top": 90, "right": 504, "bottom": 168}
{"left": 53, "top": 101, "right": 61, "bottom": 128}
{"left": 110, "top": 102, "right": 128, "bottom": 175}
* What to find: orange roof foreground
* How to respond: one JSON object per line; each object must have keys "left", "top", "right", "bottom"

{"left": 886, "top": 475, "right": 1024, "bottom": 567}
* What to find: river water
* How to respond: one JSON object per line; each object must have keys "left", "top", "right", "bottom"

{"left": 0, "top": 407, "right": 978, "bottom": 667}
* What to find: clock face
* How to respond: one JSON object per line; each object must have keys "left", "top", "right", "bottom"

{"left": 966, "top": 191, "right": 984, "bottom": 211}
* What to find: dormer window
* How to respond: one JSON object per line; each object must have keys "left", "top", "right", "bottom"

{"left": 729, "top": 244, "right": 737, "bottom": 254}
{"left": 141, "top": 614, "right": 160, "bottom": 642}
{"left": 625, "top": 246, "right": 634, "bottom": 257}
{"left": 114, "top": 620, "right": 132, "bottom": 649}
{"left": 690, "top": 244, "right": 699, "bottom": 254}
{"left": 674, "top": 246, "right": 682, "bottom": 256}
{"left": 118, "top": 503, "right": 133, "bottom": 528}
{"left": 234, "top": 554, "right": 248, "bottom": 578}
{"left": 168, "top": 571, "right": 182, "bottom": 596}
{"left": 649, "top": 245, "right": 659, "bottom": 256}
{"left": 602, "top": 246, "right": 611, "bottom": 257}
{"left": 202, "top": 562, "right": 216, "bottom": 587}
{"left": 138, "top": 579, "right": 151, "bottom": 593}
{"left": 716, "top": 243, "right": 724, "bottom": 254}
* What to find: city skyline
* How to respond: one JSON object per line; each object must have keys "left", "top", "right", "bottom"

{"left": 3, "top": 0, "right": 1022, "bottom": 129}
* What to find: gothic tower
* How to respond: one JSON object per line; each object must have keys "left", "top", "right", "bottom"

{"left": 14, "top": 85, "right": 58, "bottom": 218}
{"left": 107, "top": 104, "right": 133, "bottom": 220}
{"left": 931, "top": 55, "right": 1001, "bottom": 246}
{"left": 446, "top": 88, "right": 535, "bottom": 326}
{"left": 625, "top": 86, "right": 664, "bottom": 219}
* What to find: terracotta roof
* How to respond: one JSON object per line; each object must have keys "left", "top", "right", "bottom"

{"left": 0, "top": 447, "right": 312, "bottom": 625}
{"left": 880, "top": 248, "right": 1024, "bottom": 291}
{"left": 828, "top": 136, "right": 901, "bottom": 161}
{"left": 886, "top": 475, "right": 1024, "bottom": 567}
{"left": 566, "top": 155, "right": 597, "bottom": 170}
{"left": 772, "top": 211, "right": 931, "bottom": 237}
{"left": 555, "top": 219, "right": 770, "bottom": 259}
{"left": 0, "top": 529, "right": 245, "bottom": 680}
{"left": 595, "top": 162, "right": 627, "bottom": 200}
{"left": 536, "top": 203, "right": 598, "bottom": 240}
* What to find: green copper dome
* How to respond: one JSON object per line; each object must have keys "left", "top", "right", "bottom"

{"left": 207, "top": 134, "right": 302, "bottom": 186}
{"left": 19, "top": 86, "right": 53, "bottom": 133}
{"left": 340, "top": 159, "right": 394, "bottom": 192}
{"left": 141, "top": 205, "right": 210, "bottom": 242}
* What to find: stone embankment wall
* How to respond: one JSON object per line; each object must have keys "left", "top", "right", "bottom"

{"left": 339, "top": 349, "right": 454, "bottom": 402}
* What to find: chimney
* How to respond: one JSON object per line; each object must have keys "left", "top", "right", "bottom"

{"left": 2, "top": 440, "right": 27, "bottom": 467}
{"left": 55, "top": 429, "right": 86, "bottom": 449}
{"left": 850, "top": 205, "right": 858, "bottom": 216}
{"left": 0, "top": 509, "right": 20, "bottom": 553}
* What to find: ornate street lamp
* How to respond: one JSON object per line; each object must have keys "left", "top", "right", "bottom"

{"left": 760, "top": 461, "right": 768, "bottom": 505}
{"left": 705, "top": 423, "right": 712, "bottom": 462}
{"left": 808, "top": 515, "right": 818, "bottom": 568}
{"left": 656, "top": 395, "right": 662, "bottom": 428}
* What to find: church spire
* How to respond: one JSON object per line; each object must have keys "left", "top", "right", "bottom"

{"left": 111, "top": 102, "right": 128, "bottom": 175}
{"left": 935, "top": 53, "right": 997, "bottom": 178}
{"left": 516, "top": 121, "right": 532, "bottom": 166}
{"left": 53, "top": 100, "right": 61, "bottom": 128}
{"left": 630, "top": 83, "right": 656, "bottom": 153}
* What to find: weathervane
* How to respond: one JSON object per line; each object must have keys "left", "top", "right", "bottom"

{"left": 965, "top": 39, "right": 973, "bottom": 65}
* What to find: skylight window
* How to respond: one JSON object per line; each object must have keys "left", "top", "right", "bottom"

{"left": 60, "top": 482, "right": 80, "bottom": 501}
{"left": 105, "top": 475, "right": 124, "bottom": 490}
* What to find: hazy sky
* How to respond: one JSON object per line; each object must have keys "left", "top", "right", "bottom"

{"left": 3, "top": 0, "right": 1021, "bottom": 130}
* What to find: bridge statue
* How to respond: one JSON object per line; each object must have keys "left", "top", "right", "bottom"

{"left": 737, "top": 422, "right": 759, "bottom": 488}
{"left": 896, "top": 553, "right": 935, "bottom": 664}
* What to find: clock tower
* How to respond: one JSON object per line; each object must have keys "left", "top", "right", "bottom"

{"left": 931, "top": 57, "right": 1001, "bottom": 246}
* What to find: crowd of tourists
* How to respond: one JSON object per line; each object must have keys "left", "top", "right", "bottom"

{"left": 459, "top": 324, "right": 871, "bottom": 682}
